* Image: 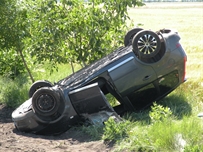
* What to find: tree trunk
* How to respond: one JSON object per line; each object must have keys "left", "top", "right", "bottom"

{"left": 18, "top": 49, "right": 35, "bottom": 83}
{"left": 70, "top": 61, "right": 75, "bottom": 74}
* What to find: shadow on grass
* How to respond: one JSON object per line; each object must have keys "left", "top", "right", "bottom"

{"left": 123, "top": 93, "right": 192, "bottom": 124}
{"left": 159, "top": 94, "right": 192, "bottom": 119}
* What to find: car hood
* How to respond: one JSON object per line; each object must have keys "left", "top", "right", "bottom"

{"left": 12, "top": 98, "right": 32, "bottom": 121}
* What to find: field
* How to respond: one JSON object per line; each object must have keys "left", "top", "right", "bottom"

{"left": 0, "top": 2, "right": 203, "bottom": 152}
{"left": 130, "top": 2, "right": 203, "bottom": 79}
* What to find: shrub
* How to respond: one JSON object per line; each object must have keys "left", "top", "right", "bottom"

{"left": 0, "top": 76, "right": 29, "bottom": 107}
{"left": 102, "top": 117, "right": 130, "bottom": 142}
{"left": 149, "top": 102, "right": 172, "bottom": 123}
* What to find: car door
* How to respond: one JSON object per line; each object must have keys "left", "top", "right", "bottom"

{"left": 108, "top": 56, "right": 157, "bottom": 96}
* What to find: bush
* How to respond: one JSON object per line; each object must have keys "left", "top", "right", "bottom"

{"left": 149, "top": 102, "right": 172, "bottom": 123}
{"left": 102, "top": 117, "right": 130, "bottom": 142}
{"left": 0, "top": 49, "right": 26, "bottom": 79}
{"left": 0, "top": 76, "right": 29, "bottom": 107}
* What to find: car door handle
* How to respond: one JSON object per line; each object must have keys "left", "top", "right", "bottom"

{"left": 143, "top": 75, "right": 151, "bottom": 81}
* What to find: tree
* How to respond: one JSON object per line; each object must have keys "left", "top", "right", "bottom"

{"left": 0, "top": 0, "right": 34, "bottom": 82}
{"left": 0, "top": 0, "right": 144, "bottom": 80}
{"left": 25, "top": 0, "right": 144, "bottom": 68}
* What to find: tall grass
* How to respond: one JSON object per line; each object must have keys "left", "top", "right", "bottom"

{"left": 0, "top": 63, "right": 80, "bottom": 107}
{"left": 0, "top": 75, "right": 29, "bottom": 107}
{"left": 122, "top": 116, "right": 203, "bottom": 152}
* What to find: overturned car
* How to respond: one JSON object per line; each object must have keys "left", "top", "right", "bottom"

{"left": 12, "top": 28, "right": 187, "bottom": 135}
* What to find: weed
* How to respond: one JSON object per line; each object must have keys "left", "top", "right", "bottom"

{"left": 184, "top": 145, "right": 203, "bottom": 152}
{"left": 80, "top": 125, "right": 103, "bottom": 140}
{"left": 102, "top": 117, "right": 130, "bottom": 142}
{"left": 149, "top": 102, "right": 172, "bottom": 123}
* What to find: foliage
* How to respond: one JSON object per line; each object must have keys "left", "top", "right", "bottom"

{"left": 25, "top": 0, "right": 144, "bottom": 67}
{"left": 149, "top": 102, "right": 172, "bottom": 123}
{"left": 0, "top": 49, "right": 25, "bottom": 79}
{"left": 0, "top": 0, "right": 34, "bottom": 81}
{"left": 102, "top": 117, "right": 130, "bottom": 142}
{"left": 184, "top": 145, "right": 203, "bottom": 152}
{"left": 106, "top": 94, "right": 120, "bottom": 107}
{"left": 0, "top": 76, "right": 29, "bottom": 107}
{"left": 81, "top": 125, "right": 103, "bottom": 140}
{"left": 0, "top": 0, "right": 144, "bottom": 79}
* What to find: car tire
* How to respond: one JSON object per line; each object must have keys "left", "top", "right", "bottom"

{"left": 29, "top": 80, "right": 53, "bottom": 98}
{"left": 32, "top": 87, "right": 60, "bottom": 117}
{"left": 124, "top": 28, "right": 143, "bottom": 46}
{"left": 132, "top": 30, "right": 161, "bottom": 59}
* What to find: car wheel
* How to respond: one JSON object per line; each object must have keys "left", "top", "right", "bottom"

{"left": 29, "top": 80, "right": 53, "bottom": 98}
{"left": 124, "top": 28, "right": 143, "bottom": 46}
{"left": 32, "top": 87, "right": 60, "bottom": 117}
{"left": 132, "top": 30, "right": 161, "bottom": 59}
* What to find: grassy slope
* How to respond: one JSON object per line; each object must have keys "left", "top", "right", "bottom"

{"left": 110, "top": 3, "right": 203, "bottom": 152}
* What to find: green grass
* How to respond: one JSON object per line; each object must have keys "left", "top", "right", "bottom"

{"left": 0, "top": 63, "right": 77, "bottom": 107}
{"left": 128, "top": 2, "right": 203, "bottom": 80}
{"left": 30, "top": 63, "right": 81, "bottom": 83}
{"left": 0, "top": 75, "right": 29, "bottom": 107}
{"left": 0, "top": 2, "right": 203, "bottom": 152}
{"left": 107, "top": 3, "right": 203, "bottom": 151}
{"left": 115, "top": 116, "right": 203, "bottom": 152}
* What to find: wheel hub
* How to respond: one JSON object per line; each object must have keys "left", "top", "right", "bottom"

{"left": 37, "top": 94, "right": 55, "bottom": 112}
{"left": 138, "top": 35, "right": 157, "bottom": 55}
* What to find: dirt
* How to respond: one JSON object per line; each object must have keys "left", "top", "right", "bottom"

{"left": 0, "top": 104, "right": 114, "bottom": 152}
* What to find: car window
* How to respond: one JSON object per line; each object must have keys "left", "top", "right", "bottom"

{"left": 127, "top": 83, "right": 158, "bottom": 111}
{"left": 157, "top": 70, "right": 179, "bottom": 95}
{"left": 127, "top": 70, "right": 179, "bottom": 111}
